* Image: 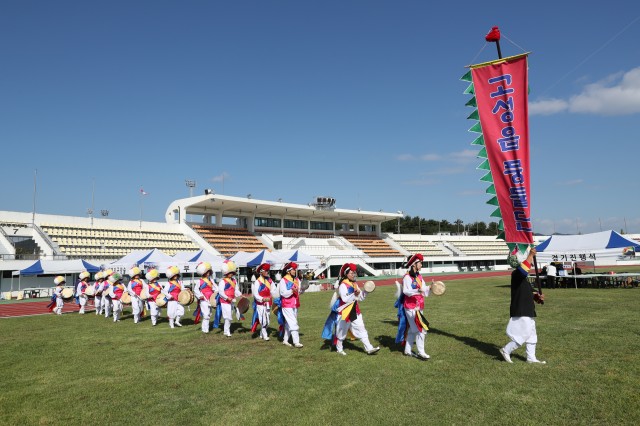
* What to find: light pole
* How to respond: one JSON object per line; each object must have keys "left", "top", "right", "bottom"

{"left": 185, "top": 179, "right": 196, "bottom": 197}
{"left": 396, "top": 211, "right": 403, "bottom": 234}
{"left": 185, "top": 180, "right": 196, "bottom": 222}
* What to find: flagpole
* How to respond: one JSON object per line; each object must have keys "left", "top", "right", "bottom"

{"left": 139, "top": 188, "right": 143, "bottom": 230}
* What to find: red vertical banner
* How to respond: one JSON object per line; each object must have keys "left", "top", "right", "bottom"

{"left": 471, "top": 55, "right": 533, "bottom": 244}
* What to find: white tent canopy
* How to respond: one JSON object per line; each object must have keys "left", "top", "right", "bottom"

{"left": 15, "top": 259, "right": 101, "bottom": 276}
{"left": 535, "top": 230, "right": 640, "bottom": 264}
{"left": 277, "top": 249, "right": 322, "bottom": 269}
{"left": 110, "top": 248, "right": 177, "bottom": 271}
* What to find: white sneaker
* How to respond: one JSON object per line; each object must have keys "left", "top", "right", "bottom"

{"left": 500, "top": 348, "right": 513, "bottom": 364}
{"left": 264, "top": 336, "right": 270, "bottom": 341}
{"left": 417, "top": 353, "right": 430, "bottom": 360}
{"left": 283, "top": 341, "right": 292, "bottom": 347}
{"left": 366, "top": 346, "right": 381, "bottom": 355}
{"left": 175, "top": 322, "right": 182, "bottom": 327}
{"left": 336, "top": 350, "right": 347, "bottom": 356}
{"left": 224, "top": 333, "right": 232, "bottom": 337}
{"left": 294, "top": 343, "right": 304, "bottom": 348}
{"left": 527, "top": 359, "right": 547, "bottom": 364}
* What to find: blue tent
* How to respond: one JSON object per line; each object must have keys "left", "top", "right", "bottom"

{"left": 245, "top": 250, "right": 288, "bottom": 267}
{"left": 535, "top": 230, "right": 640, "bottom": 263}
{"left": 20, "top": 259, "right": 100, "bottom": 276}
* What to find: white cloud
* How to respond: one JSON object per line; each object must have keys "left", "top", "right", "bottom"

{"left": 395, "top": 154, "right": 413, "bottom": 161}
{"left": 449, "top": 149, "right": 478, "bottom": 163}
{"left": 211, "top": 172, "right": 230, "bottom": 183}
{"left": 420, "top": 153, "right": 441, "bottom": 161}
{"left": 403, "top": 178, "right": 439, "bottom": 186}
{"left": 529, "top": 98, "right": 569, "bottom": 115}
{"left": 530, "top": 67, "right": 640, "bottom": 116}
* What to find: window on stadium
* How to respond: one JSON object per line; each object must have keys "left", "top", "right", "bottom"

{"left": 284, "top": 219, "right": 308, "bottom": 230}
{"left": 310, "top": 221, "right": 333, "bottom": 231}
{"left": 255, "top": 217, "right": 281, "bottom": 228}
{"left": 358, "top": 224, "right": 377, "bottom": 233}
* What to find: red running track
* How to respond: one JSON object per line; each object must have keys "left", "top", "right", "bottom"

{"left": 0, "top": 270, "right": 511, "bottom": 319}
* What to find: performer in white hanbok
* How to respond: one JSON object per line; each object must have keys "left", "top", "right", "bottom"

{"left": 395, "top": 253, "right": 431, "bottom": 360}
{"left": 50, "top": 276, "right": 66, "bottom": 315}
{"left": 109, "top": 273, "right": 126, "bottom": 323}
{"left": 331, "top": 263, "right": 379, "bottom": 356}
{"left": 75, "top": 271, "right": 91, "bottom": 314}
{"left": 499, "top": 247, "right": 546, "bottom": 364}
{"left": 193, "top": 262, "right": 218, "bottom": 334}
{"left": 251, "top": 262, "right": 277, "bottom": 341}
{"left": 278, "top": 262, "right": 303, "bottom": 348}
{"left": 217, "top": 260, "right": 242, "bottom": 337}
{"left": 145, "top": 269, "right": 163, "bottom": 326}
{"left": 127, "top": 266, "right": 145, "bottom": 324}
{"left": 162, "top": 266, "right": 185, "bottom": 329}
{"left": 93, "top": 272, "right": 105, "bottom": 315}
{"left": 101, "top": 269, "right": 114, "bottom": 318}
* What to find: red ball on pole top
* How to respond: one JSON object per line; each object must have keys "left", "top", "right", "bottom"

{"left": 485, "top": 26, "right": 501, "bottom": 42}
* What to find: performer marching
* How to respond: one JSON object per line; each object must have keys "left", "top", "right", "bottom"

{"left": 251, "top": 262, "right": 277, "bottom": 341}
{"left": 75, "top": 271, "right": 91, "bottom": 314}
{"left": 162, "top": 266, "right": 185, "bottom": 329}
{"left": 145, "top": 269, "right": 163, "bottom": 326}
{"left": 51, "top": 276, "right": 66, "bottom": 315}
{"left": 101, "top": 269, "right": 114, "bottom": 318}
{"left": 193, "top": 261, "right": 218, "bottom": 334}
{"left": 278, "top": 262, "right": 303, "bottom": 348}
{"left": 395, "top": 253, "right": 431, "bottom": 360}
{"left": 93, "top": 271, "right": 105, "bottom": 315}
{"left": 323, "top": 263, "right": 379, "bottom": 356}
{"left": 216, "top": 260, "right": 242, "bottom": 337}
{"left": 109, "top": 273, "right": 126, "bottom": 323}
{"left": 499, "top": 247, "right": 546, "bottom": 364}
{"left": 127, "top": 266, "right": 145, "bottom": 324}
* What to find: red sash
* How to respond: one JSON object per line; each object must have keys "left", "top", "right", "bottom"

{"left": 403, "top": 274, "right": 425, "bottom": 310}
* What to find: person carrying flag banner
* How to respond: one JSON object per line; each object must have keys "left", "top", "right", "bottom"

{"left": 193, "top": 261, "right": 218, "bottom": 334}
{"left": 395, "top": 254, "right": 431, "bottom": 360}
{"left": 323, "top": 263, "right": 379, "bottom": 356}
{"left": 463, "top": 27, "right": 545, "bottom": 362}
{"left": 251, "top": 262, "right": 278, "bottom": 341}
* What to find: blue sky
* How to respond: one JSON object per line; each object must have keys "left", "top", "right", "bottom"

{"left": 2, "top": 1, "right": 639, "bottom": 235}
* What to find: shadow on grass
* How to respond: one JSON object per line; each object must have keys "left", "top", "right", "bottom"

{"left": 429, "top": 327, "right": 519, "bottom": 361}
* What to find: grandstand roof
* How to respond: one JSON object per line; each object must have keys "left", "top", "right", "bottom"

{"left": 166, "top": 194, "right": 402, "bottom": 224}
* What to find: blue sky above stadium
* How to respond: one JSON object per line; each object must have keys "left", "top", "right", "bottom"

{"left": 1, "top": 1, "right": 639, "bottom": 235}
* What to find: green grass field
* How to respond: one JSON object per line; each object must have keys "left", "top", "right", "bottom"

{"left": 1, "top": 276, "right": 639, "bottom": 425}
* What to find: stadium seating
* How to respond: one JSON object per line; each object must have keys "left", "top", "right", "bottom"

{"left": 40, "top": 223, "right": 199, "bottom": 259}
{"left": 393, "top": 240, "right": 450, "bottom": 256}
{"left": 191, "top": 225, "right": 268, "bottom": 257}
{"left": 340, "top": 234, "right": 402, "bottom": 257}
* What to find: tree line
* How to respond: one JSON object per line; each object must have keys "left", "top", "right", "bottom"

{"left": 381, "top": 216, "right": 500, "bottom": 236}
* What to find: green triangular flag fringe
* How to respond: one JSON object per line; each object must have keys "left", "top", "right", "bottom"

{"left": 468, "top": 122, "right": 482, "bottom": 133}
{"left": 460, "top": 70, "right": 472, "bottom": 82}
{"left": 477, "top": 147, "right": 487, "bottom": 158}
{"left": 463, "top": 83, "right": 474, "bottom": 95}
{"left": 486, "top": 196, "right": 499, "bottom": 206}
{"left": 507, "top": 242, "right": 517, "bottom": 252}
{"left": 518, "top": 243, "right": 531, "bottom": 253}
{"left": 465, "top": 96, "right": 477, "bottom": 108}
{"left": 480, "top": 172, "right": 493, "bottom": 183}
{"left": 471, "top": 134, "right": 484, "bottom": 146}
{"left": 497, "top": 231, "right": 505, "bottom": 240}
{"left": 466, "top": 109, "right": 479, "bottom": 120}
{"left": 490, "top": 208, "right": 502, "bottom": 218}
{"left": 477, "top": 159, "right": 490, "bottom": 171}
{"left": 498, "top": 220, "right": 504, "bottom": 231}
{"left": 485, "top": 184, "right": 496, "bottom": 194}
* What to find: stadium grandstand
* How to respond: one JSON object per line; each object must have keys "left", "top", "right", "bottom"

{"left": 3, "top": 194, "right": 638, "bottom": 295}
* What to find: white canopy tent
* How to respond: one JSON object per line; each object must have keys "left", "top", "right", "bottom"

{"left": 535, "top": 230, "right": 640, "bottom": 265}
